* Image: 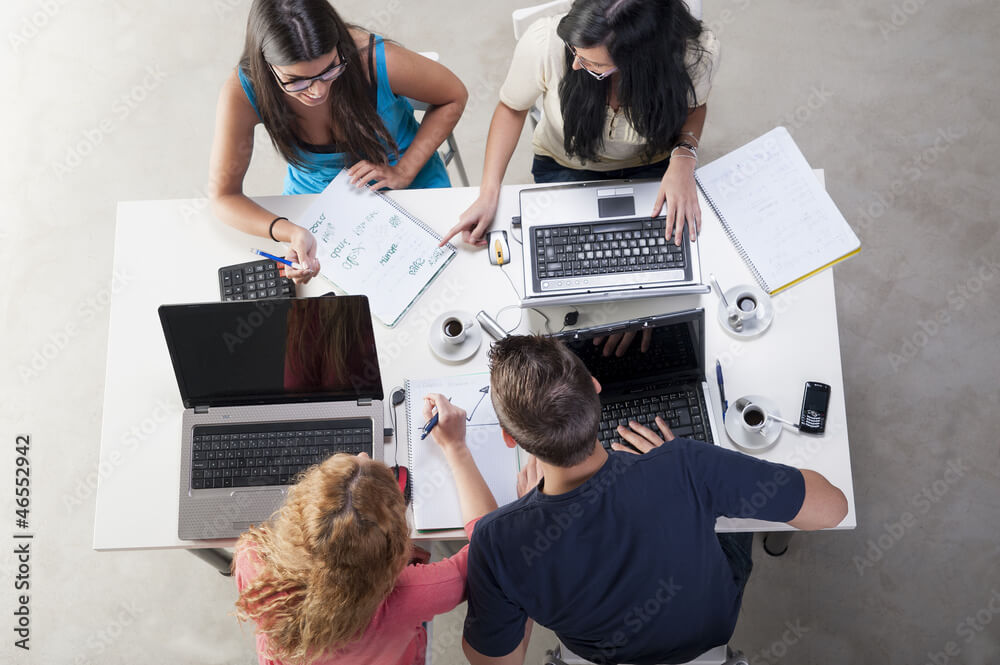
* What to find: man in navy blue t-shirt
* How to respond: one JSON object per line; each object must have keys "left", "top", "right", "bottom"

{"left": 462, "top": 336, "right": 848, "bottom": 665}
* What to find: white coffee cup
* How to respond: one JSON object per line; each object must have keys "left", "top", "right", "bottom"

{"left": 441, "top": 316, "right": 473, "bottom": 345}
{"left": 734, "top": 291, "right": 759, "bottom": 320}
{"left": 741, "top": 403, "right": 769, "bottom": 435}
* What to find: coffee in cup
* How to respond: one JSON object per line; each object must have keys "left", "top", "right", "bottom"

{"left": 741, "top": 403, "right": 768, "bottom": 435}
{"left": 442, "top": 317, "right": 473, "bottom": 345}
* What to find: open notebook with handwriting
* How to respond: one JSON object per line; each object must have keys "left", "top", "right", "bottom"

{"left": 695, "top": 127, "right": 861, "bottom": 295}
{"left": 300, "top": 171, "right": 455, "bottom": 326}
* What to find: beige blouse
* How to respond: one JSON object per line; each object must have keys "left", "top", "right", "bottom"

{"left": 499, "top": 14, "right": 721, "bottom": 171}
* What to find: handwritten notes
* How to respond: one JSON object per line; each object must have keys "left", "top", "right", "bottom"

{"left": 299, "top": 172, "right": 455, "bottom": 326}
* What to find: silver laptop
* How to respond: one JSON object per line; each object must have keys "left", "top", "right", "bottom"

{"left": 549, "top": 308, "right": 721, "bottom": 448}
{"left": 158, "top": 296, "right": 384, "bottom": 540}
{"left": 519, "top": 179, "right": 708, "bottom": 306}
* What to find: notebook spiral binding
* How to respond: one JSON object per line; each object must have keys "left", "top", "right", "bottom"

{"left": 364, "top": 184, "right": 456, "bottom": 251}
{"left": 404, "top": 379, "right": 416, "bottom": 480}
{"left": 694, "top": 173, "right": 770, "bottom": 293}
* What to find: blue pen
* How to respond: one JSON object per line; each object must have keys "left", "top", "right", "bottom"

{"left": 420, "top": 396, "right": 451, "bottom": 440}
{"left": 715, "top": 359, "right": 728, "bottom": 421}
{"left": 250, "top": 248, "right": 305, "bottom": 271}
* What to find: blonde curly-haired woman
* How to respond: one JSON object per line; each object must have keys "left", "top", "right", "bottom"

{"left": 233, "top": 395, "right": 522, "bottom": 665}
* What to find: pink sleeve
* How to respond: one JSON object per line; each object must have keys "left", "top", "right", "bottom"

{"left": 233, "top": 544, "right": 263, "bottom": 592}
{"left": 385, "top": 517, "right": 482, "bottom": 625}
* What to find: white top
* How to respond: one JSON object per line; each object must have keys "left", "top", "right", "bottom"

{"left": 499, "top": 15, "right": 721, "bottom": 170}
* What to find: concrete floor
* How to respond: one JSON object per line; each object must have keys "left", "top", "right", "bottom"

{"left": 1, "top": 0, "right": 998, "bottom": 663}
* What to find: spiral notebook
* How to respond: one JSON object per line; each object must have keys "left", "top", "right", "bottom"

{"left": 695, "top": 127, "right": 861, "bottom": 295}
{"left": 404, "top": 373, "right": 519, "bottom": 532}
{"left": 300, "top": 171, "right": 455, "bottom": 326}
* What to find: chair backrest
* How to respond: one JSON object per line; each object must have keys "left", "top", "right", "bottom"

{"left": 512, "top": 0, "right": 702, "bottom": 41}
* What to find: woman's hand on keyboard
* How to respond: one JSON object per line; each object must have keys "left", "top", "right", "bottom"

{"left": 651, "top": 160, "right": 701, "bottom": 246}
{"left": 612, "top": 416, "right": 675, "bottom": 454}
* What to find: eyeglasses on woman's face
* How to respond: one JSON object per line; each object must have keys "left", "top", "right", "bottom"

{"left": 268, "top": 52, "right": 348, "bottom": 93}
{"left": 567, "top": 44, "right": 618, "bottom": 81}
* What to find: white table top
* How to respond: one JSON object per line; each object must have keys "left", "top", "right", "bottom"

{"left": 94, "top": 176, "right": 855, "bottom": 551}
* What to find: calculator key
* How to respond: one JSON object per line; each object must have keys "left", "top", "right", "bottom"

{"left": 255, "top": 265, "right": 264, "bottom": 272}
{"left": 246, "top": 274, "right": 255, "bottom": 282}
{"left": 268, "top": 288, "right": 278, "bottom": 297}
{"left": 224, "top": 287, "right": 233, "bottom": 295}
{"left": 266, "top": 262, "right": 276, "bottom": 270}
{"left": 232, "top": 272, "right": 243, "bottom": 284}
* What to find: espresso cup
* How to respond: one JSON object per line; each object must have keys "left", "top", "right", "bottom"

{"left": 442, "top": 317, "right": 473, "bottom": 345}
{"left": 741, "top": 403, "right": 768, "bottom": 435}
{"left": 733, "top": 291, "right": 759, "bottom": 323}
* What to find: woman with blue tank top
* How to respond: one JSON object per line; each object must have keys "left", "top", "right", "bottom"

{"left": 208, "top": 0, "right": 466, "bottom": 282}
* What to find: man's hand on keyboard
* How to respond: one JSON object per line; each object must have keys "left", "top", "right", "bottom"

{"left": 593, "top": 328, "right": 653, "bottom": 357}
{"left": 612, "top": 416, "right": 676, "bottom": 454}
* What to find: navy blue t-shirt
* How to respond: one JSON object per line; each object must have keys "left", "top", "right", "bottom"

{"left": 463, "top": 439, "right": 806, "bottom": 665}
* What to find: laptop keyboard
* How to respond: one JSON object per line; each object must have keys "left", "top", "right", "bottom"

{"left": 190, "top": 419, "right": 372, "bottom": 489}
{"left": 533, "top": 218, "right": 686, "bottom": 280}
{"left": 598, "top": 386, "right": 714, "bottom": 450}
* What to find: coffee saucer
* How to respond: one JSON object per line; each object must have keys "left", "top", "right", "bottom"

{"left": 428, "top": 310, "right": 482, "bottom": 364}
{"left": 725, "top": 394, "right": 783, "bottom": 453}
{"left": 716, "top": 284, "right": 774, "bottom": 339}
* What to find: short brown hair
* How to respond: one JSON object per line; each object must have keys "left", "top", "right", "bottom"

{"left": 234, "top": 454, "right": 409, "bottom": 664}
{"left": 489, "top": 335, "right": 601, "bottom": 467}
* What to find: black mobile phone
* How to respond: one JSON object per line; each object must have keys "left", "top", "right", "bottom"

{"left": 799, "top": 381, "right": 831, "bottom": 434}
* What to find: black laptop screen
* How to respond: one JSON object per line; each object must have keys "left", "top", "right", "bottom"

{"left": 556, "top": 310, "right": 703, "bottom": 394}
{"left": 159, "top": 297, "right": 383, "bottom": 408}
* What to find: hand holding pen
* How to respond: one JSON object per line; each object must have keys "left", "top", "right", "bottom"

{"left": 421, "top": 394, "right": 467, "bottom": 452}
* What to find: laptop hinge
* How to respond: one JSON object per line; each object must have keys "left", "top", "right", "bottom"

{"left": 194, "top": 405, "right": 209, "bottom": 414}
{"left": 357, "top": 398, "right": 373, "bottom": 406}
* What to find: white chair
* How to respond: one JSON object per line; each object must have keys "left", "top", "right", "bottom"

{"left": 407, "top": 51, "right": 470, "bottom": 187}
{"left": 511, "top": 0, "right": 703, "bottom": 129}
{"left": 543, "top": 641, "right": 747, "bottom": 665}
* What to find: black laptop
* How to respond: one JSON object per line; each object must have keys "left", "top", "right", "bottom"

{"left": 550, "top": 308, "right": 720, "bottom": 449}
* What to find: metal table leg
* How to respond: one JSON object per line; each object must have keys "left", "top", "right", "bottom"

{"left": 763, "top": 532, "right": 794, "bottom": 557}
{"left": 188, "top": 547, "right": 233, "bottom": 575}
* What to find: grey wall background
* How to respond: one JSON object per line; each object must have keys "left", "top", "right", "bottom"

{"left": 0, "top": 0, "right": 997, "bottom": 664}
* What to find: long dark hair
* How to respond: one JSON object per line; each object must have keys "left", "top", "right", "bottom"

{"left": 239, "top": 0, "right": 397, "bottom": 169}
{"left": 556, "top": 0, "right": 707, "bottom": 163}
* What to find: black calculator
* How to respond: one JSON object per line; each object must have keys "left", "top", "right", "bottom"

{"left": 219, "top": 260, "right": 296, "bottom": 301}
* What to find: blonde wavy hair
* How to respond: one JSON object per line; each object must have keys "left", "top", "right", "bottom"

{"left": 234, "top": 454, "right": 410, "bottom": 664}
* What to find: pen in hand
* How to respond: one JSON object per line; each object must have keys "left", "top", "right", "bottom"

{"left": 251, "top": 248, "right": 306, "bottom": 271}
{"left": 420, "top": 396, "right": 452, "bottom": 440}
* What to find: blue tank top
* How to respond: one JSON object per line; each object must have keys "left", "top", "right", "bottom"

{"left": 237, "top": 35, "right": 450, "bottom": 195}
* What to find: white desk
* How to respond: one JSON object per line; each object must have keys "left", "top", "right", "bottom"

{"left": 93, "top": 179, "right": 856, "bottom": 556}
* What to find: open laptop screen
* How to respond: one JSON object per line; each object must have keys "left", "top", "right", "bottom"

{"left": 159, "top": 296, "right": 383, "bottom": 408}
{"left": 554, "top": 310, "right": 704, "bottom": 394}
